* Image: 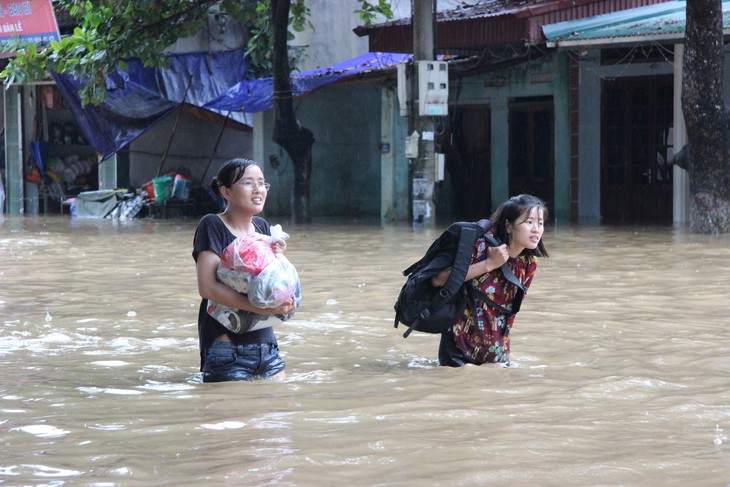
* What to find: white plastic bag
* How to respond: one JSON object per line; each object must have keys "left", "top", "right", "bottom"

{"left": 248, "top": 254, "right": 302, "bottom": 309}
{"left": 216, "top": 266, "right": 252, "bottom": 294}
{"left": 208, "top": 225, "right": 301, "bottom": 332}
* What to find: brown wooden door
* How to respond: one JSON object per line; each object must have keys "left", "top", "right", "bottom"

{"left": 508, "top": 98, "right": 554, "bottom": 215}
{"left": 601, "top": 76, "right": 673, "bottom": 224}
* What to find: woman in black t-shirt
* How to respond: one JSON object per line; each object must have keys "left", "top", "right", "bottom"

{"left": 192, "top": 158, "right": 295, "bottom": 382}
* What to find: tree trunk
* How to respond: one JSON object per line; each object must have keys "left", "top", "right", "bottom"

{"left": 271, "top": 0, "right": 315, "bottom": 223}
{"left": 681, "top": 0, "right": 730, "bottom": 233}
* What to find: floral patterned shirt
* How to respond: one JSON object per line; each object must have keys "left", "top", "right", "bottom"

{"left": 451, "top": 237, "right": 537, "bottom": 364}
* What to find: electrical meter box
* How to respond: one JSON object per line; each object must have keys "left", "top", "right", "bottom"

{"left": 417, "top": 60, "right": 448, "bottom": 116}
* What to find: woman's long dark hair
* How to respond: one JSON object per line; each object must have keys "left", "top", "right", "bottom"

{"left": 490, "top": 194, "right": 549, "bottom": 257}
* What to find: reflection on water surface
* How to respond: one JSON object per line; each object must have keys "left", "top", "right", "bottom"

{"left": 1, "top": 215, "right": 729, "bottom": 485}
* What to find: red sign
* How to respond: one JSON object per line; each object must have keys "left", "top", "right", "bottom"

{"left": 0, "top": 0, "right": 59, "bottom": 47}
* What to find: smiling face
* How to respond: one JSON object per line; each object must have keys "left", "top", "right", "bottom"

{"left": 507, "top": 206, "right": 545, "bottom": 255}
{"left": 222, "top": 164, "right": 268, "bottom": 215}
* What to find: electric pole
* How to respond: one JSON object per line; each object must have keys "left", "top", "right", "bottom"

{"left": 410, "top": 0, "right": 436, "bottom": 226}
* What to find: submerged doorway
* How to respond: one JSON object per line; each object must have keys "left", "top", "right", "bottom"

{"left": 601, "top": 75, "right": 673, "bottom": 224}
{"left": 441, "top": 105, "right": 492, "bottom": 221}
{"left": 508, "top": 97, "right": 554, "bottom": 215}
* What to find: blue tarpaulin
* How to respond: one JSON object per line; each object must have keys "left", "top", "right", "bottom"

{"left": 204, "top": 52, "right": 412, "bottom": 113}
{"left": 51, "top": 49, "right": 251, "bottom": 160}
{"left": 30, "top": 140, "right": 49, "bottom": 177}
{"left": 52, "top": 51, "right": 410, "bottom": 160}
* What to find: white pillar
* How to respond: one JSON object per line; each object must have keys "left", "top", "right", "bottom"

{"left": 99, "top": 154, "right": 117, "bottom": 190}
{"left": 673, "top": 43, "right": 689, "bottom": 225}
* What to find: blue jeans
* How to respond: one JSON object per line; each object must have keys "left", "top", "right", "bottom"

{"left": 202, "top": 341, "right": 285, "bottom": 382}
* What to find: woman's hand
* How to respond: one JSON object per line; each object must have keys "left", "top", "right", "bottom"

{"left": 484, "top": 244, "right": 509, "bottom": 273}
{"left": 431, "top": 243, "right": 510, "bottom": 287}
{"left": 266, "top": 296, "right": 296, "bottom": 315}
{"left": 271, "top": 238, "right": 287, "bottom": 254}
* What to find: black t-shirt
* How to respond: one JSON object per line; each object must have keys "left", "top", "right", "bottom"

{"left": 192, "top": 214, "right": 277, "bottom": 371}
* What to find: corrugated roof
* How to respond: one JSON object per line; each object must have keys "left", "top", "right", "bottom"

{"left": 366, "top": 0, "right": 563, "bottom": 28}
{"left": 355, "top": 0, "right": 674, "bottom": 53}
{"left": 544, "top": 0, "right": 730, "bottom": 47}
{"left": 356, "top": 0, "right": 672, "bottom": 32}
{"left": 434, "top": 0, "right": 570, "bottom": 22}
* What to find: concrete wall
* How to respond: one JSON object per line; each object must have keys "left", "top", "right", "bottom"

{"left": 255, "top": 82, "right": 386, "bottom": 218}
{"left": 291, "top": 0, "right": 370, "bottom": 71}
{"left": 289, "top": 0, "right": 470, "bottom": 71}
{"left": 168, "top": 13, "right": 245, "bottom": 54}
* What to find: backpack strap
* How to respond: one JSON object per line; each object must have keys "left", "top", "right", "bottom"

{"left": 402, "top": 225, "right": 477, "bottom": 338}
{"left": 481, "top": 232, "right": 527, "bottom": 294}
{"left": 466, "top": 284, "right": 519, "bottom": 338}
{"left": 467, "top": 282, "right": 523, "bottom": 316}
{"left": 466, "top": 227, "right": 527, "bottom": 321}
{"left": 402, "top": 257, "right": 422, "bottom": 277}
{"left": 475, "top": 219, "right": 492, "bottom": 235}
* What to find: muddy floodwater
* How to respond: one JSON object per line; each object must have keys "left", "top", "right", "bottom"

{"left": 1, "top": 215, "right": 729, "bottom": 486}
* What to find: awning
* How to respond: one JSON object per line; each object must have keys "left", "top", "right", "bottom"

{"left": 203, "top": 52, "right": 412, "bottom": 113}
{"left": 543, "top": 1, "right": 730, "bottom": 48}
{"left": 52, "top": 49, "right": 252, "bottom": 161}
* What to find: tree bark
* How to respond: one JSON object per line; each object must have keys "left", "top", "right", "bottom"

{"left": 271, "top": 0, "right": 315, "bottom": 223}
{"left": 681, "top": 0, "right": 730, "bottom": 233}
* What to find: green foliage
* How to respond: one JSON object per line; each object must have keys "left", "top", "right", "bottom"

{"left": 0, "top": 0, "right": 393, "bottom": 105}
{"left": 2, "top": 0, "right": 218, "bottom": 104}
{"left": 356, "top": 0, "right": 393, "bottom": 24}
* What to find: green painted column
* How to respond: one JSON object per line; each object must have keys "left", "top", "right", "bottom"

{"left": 3, "top": 85, "right": 23, "bottom": 215}
{"left": 552, "top": 53, "right": 572, "bottom": 224}
{"left": 380, "top": 88, "right": 395, "bottom": 222}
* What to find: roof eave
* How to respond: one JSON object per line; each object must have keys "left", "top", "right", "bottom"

{"left": 546, "top": 32, "right": 682, "bottom": 48}
{"left": 546, "top": 28, "right": 730, "bottom": 49}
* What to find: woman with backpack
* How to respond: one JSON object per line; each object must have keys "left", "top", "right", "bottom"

{"left": 432, "top": 194, "right": 549, "bottom": 367}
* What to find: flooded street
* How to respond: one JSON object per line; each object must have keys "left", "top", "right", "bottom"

{"left": 1, "top": 215, "right": 729, "bottom": 486}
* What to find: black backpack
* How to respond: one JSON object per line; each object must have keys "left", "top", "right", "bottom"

{"left": 393, "top": 219, "right": 526, "bottom": 338}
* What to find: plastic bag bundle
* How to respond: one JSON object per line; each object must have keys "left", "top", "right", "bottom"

{"left": 248, "top": 254, "right": 302, "bottom": 309}
{"left": 206, "top": 299, "right": 281, "bottom": 333}
{"left": 216, "top": 266, "right": 252, "bottom": 294}
{"left": 206, "top": 300, "right": 254, "bottom": 333}
{"left": 209, "top": 225, "right": 301, "bottom": 332}
{"left": 220, "top": 233, "right": 275, "bottom": 275}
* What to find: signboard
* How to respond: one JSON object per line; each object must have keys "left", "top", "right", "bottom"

{"left": 0, "top": 0, "right": 60, "bottom": 55}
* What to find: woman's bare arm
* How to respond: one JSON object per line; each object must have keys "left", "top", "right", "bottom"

{"left": 431, "top": 244, "right": 509, "bottom": 287}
